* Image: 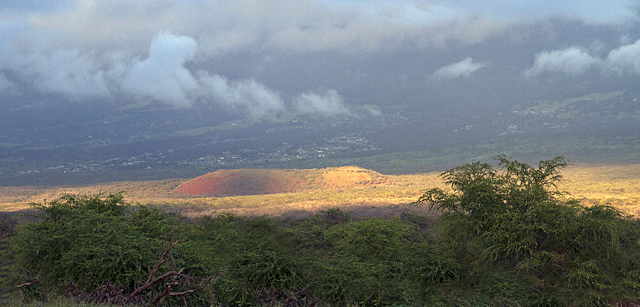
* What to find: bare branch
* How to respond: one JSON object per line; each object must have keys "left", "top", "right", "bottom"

{"left": 151, "top": 287, "right": 171, "bottom": 306}
{"left": 128, "top": 271, "right": 178, "bottom": 300}
{"left": 145, "top": 239, "right": 179, "bottom": 285}
{"left": 15, "top": 280, "right": 39, "bottom": 288}
{"left": 169, "top": 287, "right": 204, "bottom": 296}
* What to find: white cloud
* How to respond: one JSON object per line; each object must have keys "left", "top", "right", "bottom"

{"left": 0, "top": 21, "right": 111, "bottom": 99}
{"left": 122, "top": 31, "right": 198, "bottom": 106}
{"left": 604, "top": 39, "right": 640, "bottom": 75}
{"left": 523, "top": 40, "right": 640, "bottom": 78}
{"left": 30, "top": 49, "right": 111, "bottom": 98}
{"left": 430, "top": 57, "right": 486, "bottom": 80}
{"left": 294, "top": 89, "right": 353, "bottom": 116}
{"left": 196, "top": 72, "right": 285, "bottom": 117}
{"left": 523, "top": 47, "right": 602, "bottom": 77}
{"left": 1, "top": 26, "right": 362, "bottom": 118}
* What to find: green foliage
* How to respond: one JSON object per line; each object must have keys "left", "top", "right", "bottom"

{"left": 0, "top": 212, "right": 17, "bottom": 300}
{"left": 415, "top": 155, "right": 640, "bottom": 305}
{"left": 415, "top": 155, "right": 568, "bottom": 218}
{"left": 317, "top": 218, "right": 424, "bottom": 306}
{"left": 328, "top": 218, "right": 416, "bottom": 262}
{"left": 9, "top": 193, "right": 177, "bottom": 299}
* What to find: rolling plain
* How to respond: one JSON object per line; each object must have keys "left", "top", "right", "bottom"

{"left": 2, "top": 163, "right": 639, "bottom": 218}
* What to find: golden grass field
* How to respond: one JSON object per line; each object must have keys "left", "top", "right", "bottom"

{"left": 1, "top": 163, "right": 639, "bottom": 218}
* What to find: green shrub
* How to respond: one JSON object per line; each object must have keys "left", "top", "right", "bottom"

{"left": 328, "top": 218, "right": 417, "bottom": 262}
{"left": 9, "top": 193, "right": 177, "bottom": 300}
{"left": 415, "top": 155, "right": 640, "bottom": 305}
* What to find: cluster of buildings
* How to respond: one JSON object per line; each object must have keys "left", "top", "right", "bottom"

{"left": 11, "top": 134, "right": 380, "bottom": 175}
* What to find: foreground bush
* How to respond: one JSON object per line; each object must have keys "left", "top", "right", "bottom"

{"left": 12, "top": 194, "right": 175, "bottom": 292}
{"left": 414, "top": 155, "right": 640, "bottom": 305}
{"left": 6, "top": 193, "right": 213, "bottom": 306}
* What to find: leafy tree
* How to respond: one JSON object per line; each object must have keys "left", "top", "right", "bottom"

{"left": 414, "top": 155, "right": 640, "bottom": 305}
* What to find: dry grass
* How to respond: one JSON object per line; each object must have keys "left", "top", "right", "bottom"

{"left": 558, "top": 163, "right": 640, "bottom": 216}
{"left": 0, "top": 178, "right": 184, "bottom": 211}
{"left": 1, "top": 164, "right": 639, "bottom": 217}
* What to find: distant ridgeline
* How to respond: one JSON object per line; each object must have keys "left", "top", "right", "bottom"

{"left": 175, "top": 166, "right": 387, "bottom": 196}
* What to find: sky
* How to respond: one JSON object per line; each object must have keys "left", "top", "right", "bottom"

{"left": 0, "top": 0, "right": 639, "bottom": 119}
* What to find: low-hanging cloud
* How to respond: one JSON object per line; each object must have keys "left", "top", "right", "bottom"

{"left": 523, "top": 47, "right": 602, "bottom": 77}
{"left": 429, "top": 57, "right": 487, "bottom": 80}
{"left": 122, "top": 31, "right": 198, "bottom": 107}
{"left": 605, "top": 38, "right": 640, "bottom": 75}
{"left": 118, "top": 31, "right": 358, "bottom": 118}
{"left": 523, "top": 39, "right": 640, "bottom": 77}
{"left": 30, "top": 49, "right": 111, "bottom": 98}
{"left": 196, "top": 72, "right": 286, "bottom": 117}
{"left": 294, "top": 89, "right": 353, "bottom": 116}
{"left": 0, "top": 27, "right": 360, "bottom": 118}
{"left": 0, "top": 21, "right": 111, "bottom": 99}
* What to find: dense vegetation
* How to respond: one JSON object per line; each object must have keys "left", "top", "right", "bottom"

{"left": 1, "top": 157, "right": 639, "bottom": 306}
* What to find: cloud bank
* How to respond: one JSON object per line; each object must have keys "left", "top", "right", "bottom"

{"left": 0, "top": 0, "right": 639, "bottom": 120}
{"left": 0, "top": 21, "right": 111, "bottom": 99}
{"left": 11, "top": 0, "right": 635, "bottom": 57}
{"left": 524, "top": 39, "right": 640, "bottom": 77}
{"left": 196, "top": 73, "right": 286, "bottom": 117}
{"left": 0, "top": 27, "right": 355, "bottom": 117}
{"left": 22, "top": 0, "right": 506, "bottom": 55}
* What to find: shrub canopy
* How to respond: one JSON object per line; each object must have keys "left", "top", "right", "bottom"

{"left": 414, "top": 156, "right": 640, "bottom": 304}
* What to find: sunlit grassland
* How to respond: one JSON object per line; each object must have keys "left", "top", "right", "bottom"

{"left": 0, "top": 178, "right": 185, "bottom": 212}
{"left": 155, "top": 172, "right": 445, "bottom": 218}
{"left": 0, "top": 173, "right": 444, "bottom": 217}
{"left": 1, "top": 163, "right": 639, "bottom": 217}
{"left": 558, "top": 163, "right": 640, "bottom": 216}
